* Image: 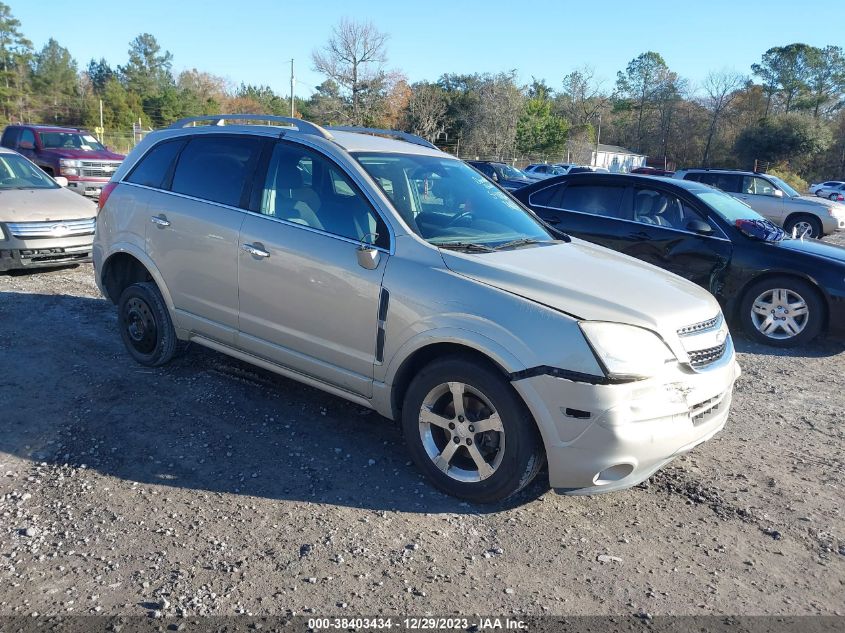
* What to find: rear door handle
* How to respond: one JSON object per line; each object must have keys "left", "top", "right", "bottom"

{"left": 629, "top": 230, "right": 650, "bottom": 240}
{"left": 241, "top": 243, "right": 270, "bottom": 258}
{"left": 150, "top": 215, "right": 170, "bottom": 227}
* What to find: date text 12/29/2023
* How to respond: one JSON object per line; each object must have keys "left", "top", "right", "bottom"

{"left": 308, "top": 617, "right": 528, "bottom": 630}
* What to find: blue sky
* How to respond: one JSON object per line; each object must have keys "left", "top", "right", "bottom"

{"left": 13, "top": 0, "right": 842, "bottom": 98}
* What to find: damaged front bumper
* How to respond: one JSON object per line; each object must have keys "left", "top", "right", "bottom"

{"left": 512, "top": 338, "right": 740, "bottom": 494}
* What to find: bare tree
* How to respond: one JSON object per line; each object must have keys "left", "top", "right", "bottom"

{"left": 405, "top": 81, "right": 447, "bottom": 142}
{"left": 700, "top": 69, "right": 745, "bottom": 165}
{"left": 312, "top": 18, "right": 389, "bottom": 125}
{"left": 465, "top": 72, "right": 524, "bottom": 158}
{"left": 558, "top": 66, "right": 608, "bottom": 127}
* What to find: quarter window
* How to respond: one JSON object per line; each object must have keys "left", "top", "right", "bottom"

{"left": 696, "top": 172, "right": 741, "bottom": 193}
{"left": 170, "top": 135, "right": 263, "bottom": 208}
{"left": 558, "top": 184, "right": 627, "bottom": 219}
{"left": 260, "top": 142, "right": 389, "bottom": 248}
{"left": 126, "top": 139, "right": 186, "bottom": 189}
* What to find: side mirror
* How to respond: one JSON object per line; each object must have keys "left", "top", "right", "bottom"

{"left": 686, "top": 219, "right": 713, "bottom": 235}
{"left": 18, "top": 141, "right": 34, "bottom": 150}
{"left": 773, "top": 189, "right": 783, "bottom": 198}
{"left": 53, "top": 176, "right": 69, "bottom": 187}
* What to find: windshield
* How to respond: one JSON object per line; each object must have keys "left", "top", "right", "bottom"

{"left": 497, "top": 164, "right": 526, "bottom": 180}
{"left": 354, "top": 153, "right": 553, "bottom": 248}
{"left": 695, "top": 189, "right": 785, "bottom": 241}
{"left": 768, "top": 175, "right": 800, "bottom": 198}
{"left": 40, "top": 132, "right": 106, "bottom": 152}
{"left": 0, "top": 153, "right": 59, "bottom": 190}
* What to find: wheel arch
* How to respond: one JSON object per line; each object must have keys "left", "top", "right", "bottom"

{"left": 783, "top": 211, "right": 824, "bottom": 236}
{"left": 385, "top": 340, "right": 516, "bottom": 422}
{"left": 100, "top": 247, "right": 173, "bottom": 309}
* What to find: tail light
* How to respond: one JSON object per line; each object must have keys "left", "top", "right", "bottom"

{"left": 98, "top": 182, "right": 118, "bottom": 211}
{"left": 836, "top": 194, "right": 844, "bottom": 201}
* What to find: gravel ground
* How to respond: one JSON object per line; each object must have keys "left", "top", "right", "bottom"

{"left": 1, "top": 235, "right": 844, "bottom": 618}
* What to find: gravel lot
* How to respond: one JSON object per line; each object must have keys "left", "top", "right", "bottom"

{"left": 1, "top": 235, "right": 844, "bottom": 618}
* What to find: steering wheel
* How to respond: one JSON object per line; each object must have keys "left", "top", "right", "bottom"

{"left": 446, "top": 210, "right": 474, "bottom": 227}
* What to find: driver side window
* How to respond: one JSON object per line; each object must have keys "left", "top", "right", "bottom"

{"left": 742, "top": 176, "right": 776, "bottom": 196}
{"left": 20, "top": 129, "right": 35, "bottom": 148}
{"left": 260, "top": 143, "right": 389, "bottom": 249}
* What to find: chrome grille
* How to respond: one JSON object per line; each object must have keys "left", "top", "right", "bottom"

{"left": 678, "top": 315, "right": 720, "bottom": 336}
{"left": 688, "top": 341, "right": 727, "bottom": 368}
{"left": 6, "top": 217, "right": 96, "bottom": 239}
{"left": 81, "top": 160, "right": 120, "bottom": 178}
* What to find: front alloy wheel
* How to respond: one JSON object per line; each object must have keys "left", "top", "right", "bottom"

{"left": 419, "top": 381, "right": 505, "bottom": 483}
{"left": 401, "top": 356, "right": 544, "bottom": 503}
{"left": 740, "top": 277, "right": 824, "bottom": 347}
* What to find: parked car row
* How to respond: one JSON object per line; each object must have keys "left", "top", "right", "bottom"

{"left": 4, "top": 116, "right": 844, "bottom": 505}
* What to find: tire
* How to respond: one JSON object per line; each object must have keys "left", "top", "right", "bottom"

{"left": 829, "top": 193, "right": 838, "bottom": 201}
{"left": 783, "top": 214, "right": 823, "bottom": 239}
{"left": 739, "top": 276, "right": 825, "bottom": 347}
{"left": 117, "top": 282, "right": 182, "bottom": 366}
{"left": 400, "top": 356, "right": 545, "bottom": 504}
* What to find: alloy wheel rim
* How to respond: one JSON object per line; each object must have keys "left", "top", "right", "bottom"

{"left": 125, "top": 297, "right": 158, "bottom": 354}
{"left": 750, "top": 288, "right": 809, "bottom": 340}
{"left": 793, "top": 220, "right": 814, "bottom": 237}
{"left": 418, "top": 381, "right": 505, "bottom": 483}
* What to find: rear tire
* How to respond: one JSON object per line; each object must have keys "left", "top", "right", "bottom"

{"left": 117, "top": 282, "right": 182, "bottom": 366}
{"left": 400, "top": 356, "right": 545, "bottom": 503}
{"left": 739, "top": 276, "right": 824, "bottom": 347}
{"left": 783, "top": 214, "right": 823, "bottom": 239}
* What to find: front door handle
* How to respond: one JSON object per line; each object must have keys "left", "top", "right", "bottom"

{"left": 150, "top": 215, "right": 170, "bottom": 227}
{"left": 629, "top": 230, "right": 650, "bottom": 241}
{"left": 241, "top": 243, "right": 270, "bottom": 258}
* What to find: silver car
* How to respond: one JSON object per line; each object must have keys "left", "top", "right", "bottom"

{"left": 0, "top": 147, "right": 98, "bottom": 271}
{"left": 674, "top": 168, "right": 845, "bottom": 238}
{"left": 93, "top": 115, "right": 740, "bottom": 503}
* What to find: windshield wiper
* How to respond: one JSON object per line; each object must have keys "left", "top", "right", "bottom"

{"left": 494, "top": 238, "right": 559, "bottom": 251}
{"left": 434, "top": 241, "right": 496, "bottom": 253}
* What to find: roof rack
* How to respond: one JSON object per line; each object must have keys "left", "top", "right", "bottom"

{"left": 167, "top": 114, "right": 333, "bottom": 140}
{"left": 326, "top": 126, "right": 438, "bottom": 149}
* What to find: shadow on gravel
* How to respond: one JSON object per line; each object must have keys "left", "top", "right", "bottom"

{"left": 0, "top": 290, "right": 545, "bottom": 514}
{"left": 733, "top": 333, "right": 845, "bottom": 358}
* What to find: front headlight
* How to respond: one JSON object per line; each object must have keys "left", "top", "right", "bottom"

{"left": 580, "top": 322, "right": 675, "bottom": 381}
{"left": 59, "top": 159, "right": 83, "bottom": 167}
{"left": 59, "top": 159, "right": 82, "bottom": 176}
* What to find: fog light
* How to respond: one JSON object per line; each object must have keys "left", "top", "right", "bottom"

{"left": 593, "top": 463, "right": 635, "bottom": 485}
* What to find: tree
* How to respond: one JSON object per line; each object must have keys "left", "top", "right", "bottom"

{"left": 466, "top": 72, "right": 524, "bottom": 158}
{"left": 86, "top": 58, "right": 115, "bottom": 94}
{"left": 405, "top": 81, "right": 448, "bottom": 142}
{"left": 306, "top": 79, "right": 347, "bottom": 125}
{"left": 802, "top": 45, "right": 845, "bottom": 118}
{"left": 700, "top": 69, "right": 745, "bottom": 165}
{"left": 558, "top": 66, "right": 607, "bottom": 127}
{"left": 31, "top": 38, "right": 77, "bottom": 101}
{"left": 0, "top": 1, "right": 32, "bottom": 120}
{"left": 735, "top": 113, "right": 831, "bottom": 168}
{"left": 120, "top": 33, "right": 173, "bottom": 96}
{"left": 751, "top": 44, "right": 812, "bottom": 115}
{"left": 615, "top": 52, "right": 678, "bottom": 152}
{"left": 516, "top": 93, "right": 569, "bottom": 156}
{"left": 312, "top": 18, "right": 388, "bottom": 125}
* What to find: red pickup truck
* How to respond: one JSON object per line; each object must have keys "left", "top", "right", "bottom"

{"left": 1, "top": 124, "right": 124, "bottom": 198}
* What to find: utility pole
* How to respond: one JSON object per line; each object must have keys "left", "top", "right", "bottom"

{"left": 290, "top": 59, "right": 295, "bottom": 117}
{"left": 594, "top": 113, "right": 602, "bottom": 168}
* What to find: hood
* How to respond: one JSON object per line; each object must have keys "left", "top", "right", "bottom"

{"left": 41, "top": 147, "right": 125, "bottom": 160}
{"left": 0, "top": 187, "right": 97, "bottom": 222}
{"left": 795, "top": 195, "right": 836, "bottom": 209}
{"left": 769, "top": 235, "right": 845, "bottom": 264}
{"left": 440, "top": 239, "right": 721, "bottom": 338}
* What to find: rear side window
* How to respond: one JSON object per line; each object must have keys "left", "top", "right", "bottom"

{"left": 171, "top": 135, "right": 263, "bottom": 208}
{"left": 559, "top": 184, "right": 627, "bottom": 219}
{"left": 126, "top": 139, "right": 185, "bottom": 189}
{"left": 1, "top": 127, "right": 20, "bottom": 147}
{"left": 696, "top": 172, "right": 741, "bottom": 193}
{"left": 528, "top": 184, "right": 562, "bottom": 207}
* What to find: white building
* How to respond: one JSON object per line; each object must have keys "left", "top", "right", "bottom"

{"left": 591, "top": 144, "right": 646, "bottom": 173}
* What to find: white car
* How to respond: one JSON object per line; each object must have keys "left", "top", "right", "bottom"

{"left": 814, "top": 182, "right": 845, "bottom": 201}
{"left": 524, "top": 163, "right": 575, "bottom": 179}
{"left": 809, "top": 180, "right": 844, "bottom": 196}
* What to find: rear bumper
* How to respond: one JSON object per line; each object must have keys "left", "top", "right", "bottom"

{"left": 512, "top": 341, "right": 740, "bottom": 494}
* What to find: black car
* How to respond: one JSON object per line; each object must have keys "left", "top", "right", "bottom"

{"left": 466, "top": 161, "right": 533, "bottom": 191}
{"left": 513, "top": 173, "right": 845, "bottom": 347}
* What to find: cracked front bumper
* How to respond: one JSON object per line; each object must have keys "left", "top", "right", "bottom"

{"left": 512, "top": 340, "right": 740, "bottom": 494}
